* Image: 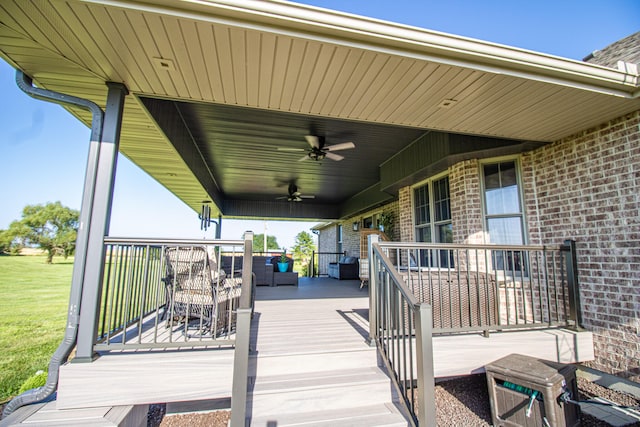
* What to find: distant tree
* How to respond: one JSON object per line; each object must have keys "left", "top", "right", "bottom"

{"left": 291, "top": 231, "right": 316, "bottom": 275}
{"left": 4, "top": 202, "right": 79, "bottom": 263}
{"left": 0, "top": 229, "right": 14, "bottom": 255}
{"left": 251, "top": 233, "right": 280, "bottom": 253}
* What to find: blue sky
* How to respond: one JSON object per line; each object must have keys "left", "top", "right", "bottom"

{"left": 0, "top": 0, "right": 638, "bottom": 249}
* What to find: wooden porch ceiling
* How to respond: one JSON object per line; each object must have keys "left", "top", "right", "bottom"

{"left": 0, "top": 0, "right": 638, "bottom": 219}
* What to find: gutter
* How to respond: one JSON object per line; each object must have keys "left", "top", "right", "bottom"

{"left": 2, "top": 71, "right": 104, "bottom": 418}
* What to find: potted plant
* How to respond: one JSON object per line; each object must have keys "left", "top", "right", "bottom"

{"left": 277, "top": 249, "right": 289, "bottom": 272}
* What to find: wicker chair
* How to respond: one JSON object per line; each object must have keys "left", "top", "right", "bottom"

{"left": 164, "top": 246, "right": 233, "bottom": 334}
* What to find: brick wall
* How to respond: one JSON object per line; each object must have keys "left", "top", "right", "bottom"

{"left": 342, "top": 224, "right": 360, "bottom": 257}
{"left": 523, "top": 111, "right": 640, "bottom": 381}
{"left": 449, "top": 160, "right": 485, "bottom": 244}
{"left": 398, "top": 186, "right": 413, "bottom": 242}
{"left": 317, "top": 225, "right": 337, "bottom": 253}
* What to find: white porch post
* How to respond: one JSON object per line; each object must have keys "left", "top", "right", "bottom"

{"left": 74, "top": 82, "right": 128, "bottom": 362}
{"left": 367, "top": 233, "right": 379, "bottom": 346}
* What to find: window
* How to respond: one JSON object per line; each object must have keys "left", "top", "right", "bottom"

{"left": 413, "top": 175, "right": 452, "bottom": 267}
{"left": 482, "top": 160, "right": 526, "bottom": 271}
{"left": 362, "top": 216, "right": 374, "bottom": 229}
{"left": 337, "top": 224, "right": 343, "bottom": 255}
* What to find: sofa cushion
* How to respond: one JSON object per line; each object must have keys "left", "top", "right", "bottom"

{"left": 341, "top": 256, "right": 357, "bottom": 264}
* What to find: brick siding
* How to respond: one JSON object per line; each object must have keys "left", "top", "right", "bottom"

{"left": 523, "top": 111, "right": 640, "bottom": 381}
{"left": 398, "top": 186, "right": 413, "bottom": 242}
{"left": 449, "top": 160, "right": 485, "bottom": 244}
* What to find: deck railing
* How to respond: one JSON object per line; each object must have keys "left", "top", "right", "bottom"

{"left": 370, "top": 240, "right": 436, "bottom": 427}
{"left": 95, "top": 237, "right": 252, "bottom": 351}
{"left": 368, "top": 237, "right": 582, "bottom": 426}
{"left": 375, "top": 239, "right": 582, "bottom": 335}
{"left": 310, "top": 251, "right": 346, "bottom": 277}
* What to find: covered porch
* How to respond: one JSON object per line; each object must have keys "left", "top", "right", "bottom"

{"left": 2, "top": 1, "right": 637, "bottom": 425}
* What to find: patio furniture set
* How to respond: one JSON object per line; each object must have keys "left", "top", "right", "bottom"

{"left": 220, "top": 255, "right": 298, "bottom": 287}
{"left": 163, "top": 248, "right": 298, "bottom": 336}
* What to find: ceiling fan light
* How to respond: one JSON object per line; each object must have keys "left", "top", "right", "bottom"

{"left": 308, "top": 151, "right": 326, "bottom": 161}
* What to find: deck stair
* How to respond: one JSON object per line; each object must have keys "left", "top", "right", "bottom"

{"left": 246, "top": 280, "right": 409, "bottom": 426}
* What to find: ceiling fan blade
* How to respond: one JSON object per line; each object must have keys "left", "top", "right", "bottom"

{"left": 277, "top": 147, "right": 305, "bottom": 152}
{"left": 325, "top": 142, "right": 355, "bottom": 151}
{"left": 275, "top": 196, "right": 288, "bottom": 200}
{"left": 300, "top": 195, "right": 315, "bottom": 199}
{"left": 305, "top": 135, "right": 321, "bottom": 149}
{"left": 298, "top": 154, "right": 310, "bottom": 162}
{"left": 325, "top": 152, "right": 344, "bottom": 161}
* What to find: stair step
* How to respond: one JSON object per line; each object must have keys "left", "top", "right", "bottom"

{"left": 249, "top": 403, "right": 409, "bottom": 426}
{"left": 0, "top": 402, "right": 148, "bottom": 427}
{"left": 251, "top": 367, "right": 390, "bottom": 394}
{"left": 249, "top": 349, "right": 378, "bottom": 377}
{"left": 249, "top": 380, "right": 398, "bottom": 417}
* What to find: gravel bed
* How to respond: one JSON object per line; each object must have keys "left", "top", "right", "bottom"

{"left": 147, "top": 404, "right": 230, "bottom": 427}
{"left": 148, "top": 375, "right": 640, "bottom": 427}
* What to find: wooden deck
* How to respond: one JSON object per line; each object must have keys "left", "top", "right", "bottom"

{"left": 57, "top": 277, "right": 593, "bottom": 423}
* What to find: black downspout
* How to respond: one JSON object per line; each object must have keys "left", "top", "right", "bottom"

{"left": 2, "top": 71, "right": 104, "bottom": 418}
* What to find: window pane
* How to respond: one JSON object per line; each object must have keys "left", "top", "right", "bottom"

{"left": 434, "top": 177, "right": 451, "bottom": 221}
{"left": 487, "top": 217, "right": 523, "bottom": 245}
{"left": 485, "top": 186, "right": 520, "bottom": 215}
{"left": 413, "top": 185, "right": 430, "bottom": 226}
{"left": 500, "top": 161, "right": 517, "bottom": 187}
{"left": 484, "top": 162, "right": 521, "bottom": 215}
{"left": 483, "top": 164, "right": 500, "bottom": 190}
{"left": 363, "top": 216, "right": 373, "bottom": 229}
{"left": 415, "top": 226, "right": 431, "bottom": 243}
{"left": 436, "top": 223, "right": 453, "bottom": 243}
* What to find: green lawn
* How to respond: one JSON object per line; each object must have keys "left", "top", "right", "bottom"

{"left": 0, "top": 255, "right": 73, "bottom": 402}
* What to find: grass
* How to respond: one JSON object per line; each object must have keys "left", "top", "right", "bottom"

{"left": 0, "top": 255, "right": 73, "bottom": 402}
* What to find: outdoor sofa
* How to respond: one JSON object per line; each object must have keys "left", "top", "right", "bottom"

{"left": 328, "top": 256, "right": 359, "bottom": 280}
{"left": 221, "top": 255, "right": 274, "bottom": 286}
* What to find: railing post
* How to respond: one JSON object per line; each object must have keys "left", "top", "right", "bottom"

{"left": 564, "top": 239, "right": 583, "bottom": 330}
{"left": 367, "top": 234, "right": 379, "bottom": 346}
{"left": 230, "top": 307, "right": 251, "bottom": 427}
{"left": 240, "top": 232, "right": 254, "bottom": 310}
{"left": 311, "top": 250, "right": 315, "bottom": 277}
{"left": 415, "top": 303, "right": 436, "bottom": 427}
{"left": 230, "top": 231, "right": 254, "bottom": 427}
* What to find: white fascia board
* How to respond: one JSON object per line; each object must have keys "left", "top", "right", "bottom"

{"left": 82, "top": 0, "right": 639, "bottom": 97}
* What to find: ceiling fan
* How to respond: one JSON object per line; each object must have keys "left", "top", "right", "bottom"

{"left": 275, "top": 183, "right": 315, "bottom": 202}
{"left": 278, "top": 135, "right": 356, "bottom": 161}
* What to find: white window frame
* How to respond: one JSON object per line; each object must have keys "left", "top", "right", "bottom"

{"left": 411, "top": 172, "right": 452, "bottom": 244}
{"left": 480, "top": 157, "right": 529, "bottom": 274}
{"left": 479, "top": 156, "right": 527, "bottom": 246}
{"left": 411, "top": 172, "right": 453, "bottom": 268}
